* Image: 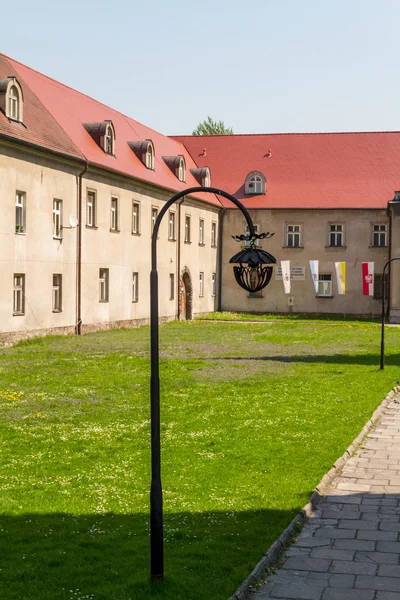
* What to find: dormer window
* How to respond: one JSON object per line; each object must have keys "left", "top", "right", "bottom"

{"left": 83, "top": 120, "right": 116, "bottom": 156}
{"left": 189, "top": 166, "right": 211, "bottom": 187}
{"left": 162, "top": 155, "right": 186, "bottom": 182}
{"left": 0, "top": 77, "right": 24, "bottom": 123}
{"left": 245, "top": 170, "right": 266, "bottom": 195}
{"left": 128, "top": 139, "right": 155, "bottom": 170}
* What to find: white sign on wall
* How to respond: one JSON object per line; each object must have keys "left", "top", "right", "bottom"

{"left": 275, "top": 266, "right": 305, "bottom": 281}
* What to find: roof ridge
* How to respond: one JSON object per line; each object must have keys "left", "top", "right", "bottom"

{"left": 173, "top": 130, "right": 400, "bottom": 138}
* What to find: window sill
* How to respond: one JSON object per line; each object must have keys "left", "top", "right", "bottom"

{"left": 168, "top": 238, "right": 177, "bottom": 242}
{"left": 110, "top": 229, "right": 120, "bottom": 234}
{"left": 211, "top": 245, "right": 217, "bottom": 249}
{"left": 283, "top": 245, "right": 304, "bottom": 249}
{"left": 86, "top": 225, "right": 98, "bottom": 230}
{"left": 52, "top": 309, "right": 62, "bottom": 313}
{"left": 325, "top": 245, "right": 346, "bottom": 249}
{"left": 132, "top": 300, "right": 138, "bottom": 304}
{"left": 53, "top": 236, "right": 63, "bottom": 241}
{"left": 198, "top": 243, "right": 205, "bottom": 247}
{"left": 99, "top": 300, "right": 109, "bottom": 303}
{"left": 317, "top": 295, "right": 333, "bottom": 299}
{"left": 132, "top": 232, "right": 141, "bottom": 236}
{"left": 15, "top": 231, "right": 26, "bottom": 235}
{"left": 13, "top": 312, "right": 25, "bottom": 316}
{"left": 184, "top": 241, "right": 191, "bottom": 244}
{"left": 369, "top": 245, "right": 388, "bottom": 249}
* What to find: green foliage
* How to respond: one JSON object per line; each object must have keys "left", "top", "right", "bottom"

{"left": 192, "top": 116, "right": 233, "bottom": 136}
{"left": 0, "top": 320, "right": 399, "bottom": 599}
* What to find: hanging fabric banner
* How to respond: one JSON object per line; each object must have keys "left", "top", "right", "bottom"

{"left": 281, "top": 260, "right": 291, "bottom": 294}
{"left": 362, "top": 262, "right": 374, "bottom": 296}
{"left": 309, "top": 260, "right": 319, "bottom": 294}
{"left": 335, "top": 262, "right": 346, "bottom": 295}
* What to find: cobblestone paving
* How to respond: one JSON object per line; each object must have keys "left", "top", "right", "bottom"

{"left": 252, "top": 395, "right": 400, "bottom": 600}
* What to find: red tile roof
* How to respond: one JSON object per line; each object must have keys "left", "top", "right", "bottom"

{"left": 0, "top": 54, "right": 220, "bottom": 207}
{"left": 173, "top": 132, "right": 400, "bottom": 209}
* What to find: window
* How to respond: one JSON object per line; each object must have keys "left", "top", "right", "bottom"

{"left": 178, "top": 157, "right": 185, "bottom": 182}
{"left": 110, "top": 197, "right": 118, "bottom": 231}
{"left": 329, "top": 224, "right": 344, "bottom": 247}
{"left": 132, "top": 272, "right": 139, "bottom": 303}
{"left": 372, "top": 224, "right": 387, "bottom": 247}
{"left": 203, "top": 168, "right": 211, "bottom": 187}
{"left": 145, "top": 143, "right": 154, "bottom": 169}
{"left": 53, "top": 199, "right": 62, "bottom": 239}
{"left": 105, "top": 124, "right": 114, "bottom": 155}
{"left": 15, "top": 191, "right": 26, "bottom": 233}
{"left": 199, "top": 272, "right": 204, "bottom": 297}
{"left": 199, "top": 218, "right": 205, "bottom": 245}
{"left": 185, "top": 215, "right": 191, "bottom": 243}
{"left": 212, "top": 273, "right": 216, "bottom": 296}
{"left": 286, "top": 224, "right": 301, "bottom": 248}
{"left": 244, "top": 223, "right": 259, "bottom": 247}
{"left": 99, "top": 268, "right": 109, "bottom": 302}
{"left": 168, "top": 211, "right": 176, "bottom": 240}
{"left": 151, "top": 207, "right": 158, "bottom": 234}
{"left": 245, "top": 170, "right": 266, "bottom": 195}
{"left": 13, "top": 274, "right": 25, "bottom": 315}
{"left": 52, "top": 274, "right": 62, "bottom": 312}
{"left": 87, "top": 191, "right": 96, "bottom": 227}
{"left": 211, "top": 221, "right": 217, "bottom": 247}
{"left": 374, "top": 274, "right": 389, "bottom": 300}
{"left": 170, "top": 273, "right": 175, "bottom": 300}
{"left": 9, "top": 86, "right": 19, "bottom": 120}
{"left": 132, "top": 202, "right": 140, "bottom": 234}
{"left": 318, "top": 274, "right": 332, "bottom": 297}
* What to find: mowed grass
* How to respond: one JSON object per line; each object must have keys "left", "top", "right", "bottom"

{"left": 0, "top": 318, "right": 399, "bottom": 600}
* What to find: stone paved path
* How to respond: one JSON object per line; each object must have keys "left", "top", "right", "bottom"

{"left": 252, "top": 394, "right": 400, "bottom": 600}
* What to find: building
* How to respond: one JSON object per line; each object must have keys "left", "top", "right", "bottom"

{"left": 0, "top": 52, "right": 399, "bottom": 345}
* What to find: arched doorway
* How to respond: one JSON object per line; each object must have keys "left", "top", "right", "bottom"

{"left": 179, "top": 269, "right": 193, "bottom": 320}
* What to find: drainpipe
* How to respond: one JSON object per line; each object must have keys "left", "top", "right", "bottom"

{"left": 217, "top": 208, "right": 225, "bottom": 312}
{"left": 76, "top": 161, "right": 89, "bottom": 334}
{"left": 176, "top": 197, "right": 185, "bottom": 319}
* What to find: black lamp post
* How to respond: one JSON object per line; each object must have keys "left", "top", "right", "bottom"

{"left": 150, "top": 186, "right": 276, "bottom": 578}
{"left": 380, "top": 257, "right": 400, "bottom": 370}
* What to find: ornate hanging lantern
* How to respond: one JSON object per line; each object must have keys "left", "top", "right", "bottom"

{"left": 229, "top": 232, "right": 276, "bottom": 293}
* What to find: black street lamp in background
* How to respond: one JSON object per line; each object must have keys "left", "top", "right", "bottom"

{"left": 380, "top": 257, "right": 400, "bottom": 370}
{"left": 150, "top": 186, "right": 276, "bottom": 578}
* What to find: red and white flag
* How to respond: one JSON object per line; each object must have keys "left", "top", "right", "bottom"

{"left": 362, "top": 262, "right": 374, "bottom": 296}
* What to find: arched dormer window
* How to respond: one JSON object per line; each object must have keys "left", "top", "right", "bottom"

{"left": 162, "top": 155, "right": 186, "bottom": 182}
{"left": 128, "top": 139, "right": 155, "bottom": 170}
{"left": 189, "top": 166, "right": 211, "bottom": 187}
{"left": 0, "top": 77, "right": 24, "bottom": 123}
{"left": 245, "top": 170, "right": 266, "bottom": 195}
{"left": 83, "top": 120, "right": 116, "bottom": 156}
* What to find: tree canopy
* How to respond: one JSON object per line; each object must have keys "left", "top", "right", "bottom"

{"left": 192, "top": 116, "right": 234, "bottom": 136}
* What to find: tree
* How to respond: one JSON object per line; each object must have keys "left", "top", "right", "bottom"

{"left": 192, "top": 116, "right": 233, "bottom": 136}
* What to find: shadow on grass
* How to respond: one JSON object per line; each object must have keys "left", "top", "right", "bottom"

{"left": 0, "top": 507, "right": 301, "bottom": 600}
{"left": 210, "top": 353, "right": 400, "bottom": 367}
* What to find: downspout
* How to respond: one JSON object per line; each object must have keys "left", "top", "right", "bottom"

{"left": 217, "top": 208, "right": 226, "bottom": 312}
{"left": 76, "top": 161, "right": 89, "bottom": 334}
{"left": 176, "top": 197, "right": 185, "bottom": 320}
{"left": 388, "top": 204, "right": 392, "bottom": 319}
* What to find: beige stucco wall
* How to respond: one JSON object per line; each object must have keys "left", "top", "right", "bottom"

{"left": 389, "top": 203, "right": 400, "bottom": 322}
{"left": 0, "top": 143, "right": 80, "bottom": 335}
{"left": 221, "top": 208, "right": 390, "bottom": 316}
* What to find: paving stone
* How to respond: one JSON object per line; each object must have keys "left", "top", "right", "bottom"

{"left": 330, "top": 560, "right": 377, "bottom": 575}
{"left": 270, "top": 582, "right": 325, "bottom": 599}
{"left": 378, "top": 564, "right": 400, "bottom": 578}
{"left": 354, "top": 551, "right": 399, "bottom": 564}
{"left": 333, "top": 539, "right": 376, "bottom": 552}
{"left": 357, "top": 530, "right": 398, "bottom": 541}
{"left": 283, "top": 557, "right": 331, "bottom": 572}
{"left": 375, "top": 592, "right": 400, "bottom": 599}
{"left": 328, "top": 574, "right": 355, "bottom": 587}
{"left": 338, "top": 519, "right": 378, "bottom": 530}
{"left": 355, "top": 574, "right": 400, "bottom": 591}
{"left": 376, "top": 541, "right": 400, "bottom": 553}
{"left": 314, "top": 528, "right": 356, "bottom": 539}
{"left": 322, "top": 589, "right": 374, "bottom": 599}
{"left": 310, "top": 548, "right": 354, "bottom": 561}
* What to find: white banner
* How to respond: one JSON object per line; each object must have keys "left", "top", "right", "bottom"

{"left": 335, "top": 262, "right": 346, "bottom": 295}
{"left": 281, "top": 260, "right": 291, "bottom": 294}
{"left": 275, "top": 266, "right": 305, "bottom": 281}
{"left": 309, "top": 260, "right": 319, "bottom": 294}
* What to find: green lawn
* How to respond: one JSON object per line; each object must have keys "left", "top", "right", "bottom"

{"left": 0, "top": 318, "right": 399, "bottom": 600}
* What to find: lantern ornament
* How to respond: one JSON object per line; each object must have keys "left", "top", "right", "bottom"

{"left": 230, "top": 232, "right": 276, "bottom": 293}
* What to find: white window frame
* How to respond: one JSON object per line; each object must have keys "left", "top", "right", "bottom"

{"left": 211, "top": 221, "right": 217, "bottom": 247}
{"left": 199, "top": 272, "right": 204, "bottom": 297}
{"left": 244, "top": 223, "right": 259, "bottom": 247}
{"left": 185, "top": 215, "right": 191, "bottom": 243}
{"left": 199, "top": 218, "right": 205, "bottom": 245}
{"left": 132, "top": 202, "right": 140, "bottom": 234}
{"left": 52, "top": 274, "right": 62, "bottom": 312}
{"left": 212, "top": 273, "right": 216, "bottom": 297}
{"left": 99, "top": 268, "right": 109, "bottom": 302}
{"left": 87, "top": 191, "right": 96, "bottom": 227}
{"left": 15, "top": 191, "right": 26, "bottom": 234}
{"left": 151, "top": 207, "right": 158, "bottom": 235}
{"left": 249, "top": 175, "right": 263, "bottom": 193}
{"left": 9, "top": 85, "right": 19, "bottom": 121}
{"left": 328, "top": 224, "right": 344, "bottom": 247}
{"left": 318, "top": 274, "right": 332, "bottom": 297}
{"left": 168, "top": 211, "right": 176, "bottom": 241}
{"left": 178, "top": 158, "right": 185, "bottom": 182}
{"left": 145, "top": 144, "right": 154, "bottom": 169}
{"left": 203, "top": 170, "right": 211, "bottom": 187}
{"left": 286, "top": 224, "right": 302, "bottom": 248}
{"left": 372, "top": 224, "right": 387, "bottom": 247}
{"left": 53, "top": 199, "right": 62, "bottom": 239}
{"left": 169, "top": 273, "right": 175, "bottom": 300}
{"left": 13, "top": 273, "right": 25, "bottom": 315}
{"left": 110, "top": 197, "right": 118, "bottom": 231}
{"left": 132, "top": 272, "right": 139, "bottom": 303}
{"left": 105, "top": 125, "right": 114, "bottom": 155}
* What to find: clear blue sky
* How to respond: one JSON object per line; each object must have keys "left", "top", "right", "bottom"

{"left": 2, "top": 0, "right": 400, "bottom": 135}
